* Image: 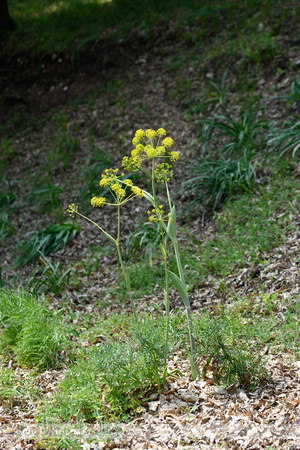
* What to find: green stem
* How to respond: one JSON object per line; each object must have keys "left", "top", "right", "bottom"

{"left": 75, "top": 211, "right": 116, "bottom": 245}
{"left": 151, "top": 158, "right": 158, "bottom": 206}
{"left": 116, "top": 205, "right": 138, "bottom": 323}
{"left": 165, "top": 182, "right": 197, "bottom": 374}
{"left": 161, "top": 235, "right": 170, "bottom": 370}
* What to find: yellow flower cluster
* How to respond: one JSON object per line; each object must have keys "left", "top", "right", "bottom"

{"left": 154, "top": 163, "right": 173, "bottom": 183}
{"left": 123, "top": 128, "right": 178, "bottom": 172}
{"left": 91, "top": 196, "right": 106, "bottom": 207}
{"left": 131, "top": 186, "right": 143, "bottom": 198}
{"left": 90, "top": 168, "right": 144, "bottom": 208}
{"left": 67, "top": 203, "right": 78, "bottom": 217}
{"left": 147, "top": 205, "right": 172, "bottom": 223}
{"left": 99, "top": 168, "right": 121, "bottom": 187}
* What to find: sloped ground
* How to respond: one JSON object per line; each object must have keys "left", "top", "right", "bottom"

{"left": 1, "top": 15, "right": 300, "bottom": 450}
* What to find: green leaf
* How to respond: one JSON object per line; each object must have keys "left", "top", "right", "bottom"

{"left": 160, "top": 243, "right": 166, "bottom": 259}
{"left": 189, "top": 355, "right": 198, "bottom": 380}
{"left": 168, "top": 270, "right": 189, "bottom": 308}
{"left": 167, "top": 205, "right": 177, "bottom": 242}
{"left": 142, "top": 190, "right": 155, "bottom": 207}
{"left": 102, "top": 229, "right": 117, "bottom": 245}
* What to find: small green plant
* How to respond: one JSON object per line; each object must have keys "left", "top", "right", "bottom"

{"left": 268, "top": 121, "right": 300, "bottom": 159}
{"left": 183, "top": 157, "right": 256, "bottom": 214}
{"left": 48, "top": 315, "right": 178, "bottom": 421}
{"left": 0, "top": 366, "right": 40, "bottom": 409}
{"left": 0, "top": 289, "right": 67, "bottom": 369}
{"left": 193, "top": 308, "right": 270, "bottom": 388}
{"left": 182, "top": 93, "right": 267, "bottom": 214}
{"left": 27, "top": 254, "right": 71, "bottom": 295}
{"left": 14, "top": 221, "right": 81, "bottom": 268}
{"left": 0, "top": 177, "right": 16, "bottom": 212}
{"left": 124, "top": 220, "right": 161, "bottom": 262}
{"left": 0, "top": 212, "right": 14, "bottom": 242}
{"left": 44, "top": 131, "right": 80, "bottom": 176}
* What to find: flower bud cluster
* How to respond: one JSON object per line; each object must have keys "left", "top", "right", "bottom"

{"left": 147, "top": 205, "right": 172, "bottom": 224}
{"left": 122, "top": 128, "right": 178, "bottom": 172}
{"left": 154, "top": 163, "right": 173, "bottom": 183}
{"left": 87, "top": 168, "right": 145, "bottom": 208}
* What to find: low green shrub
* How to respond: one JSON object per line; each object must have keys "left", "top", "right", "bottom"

{"left": 193, "top": 308, "right": 272, "bottom": 388}
{"left": 0, "top": 289, "right": 67, "bottom": 369}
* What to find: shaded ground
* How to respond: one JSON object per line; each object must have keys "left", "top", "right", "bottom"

{"left": 1, "top": 20, "right": 300, "bottom": 450}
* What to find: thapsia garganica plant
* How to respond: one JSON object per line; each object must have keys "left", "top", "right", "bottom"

{"left": 68, "top": 128, "right": 197, "bottom": 378}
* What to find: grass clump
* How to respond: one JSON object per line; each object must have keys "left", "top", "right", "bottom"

{"left": 182, "top": 89, "right": 268, "bottom": 213}
{"left": 0, "top": 289, "right": 67, "bottom": 369}
{"left": 27, "top": 254, "right": 71, "bottom": 296}
{"left": 193, "top": 307, "right": 273, "bottom": 389}
{"left": 14, "top": 221, "right": 81, "bottom": 268}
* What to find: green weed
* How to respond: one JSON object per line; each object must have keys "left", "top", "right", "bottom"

{"left": 183, "top": 157, "right": 256, "bottom": 214}
{"left": 124, "top": 221, "right": 161, "bottom": 262}
{"left": 0, "top": 177, "right": 16, "bottom": 212}
{"left": 182, "top": 94, "right": 268, "bottom": 213}
{"left": 27, "top": 254, "right": 71, "bottom": 296}
{"left": 14, "top": 222, "right": 81, "bottom": 268}
{"left": 0, "top": 212, "right": 14, "bottom": 242}
{"left": 0, "top": 289, "right": 67, "bottom": 369}
{"left": 20, "top": 184, "right": 63, "bottom": 214}
{"left": 268, "top": 121, "right": 300, "bottom": 159}
{"left": 193, "top": 307, "right": 272, "bottom": 388}
{"left": 47, "top": 316, "right": 174, "bottom": 422}
{"left": 279, "top": 299, "right": 300, "bottom": 358}
{"left": 44, "top": 131, "right": 81, "bottom": 176}
{"left": 179, "top": 172, "right": 299, "bottom": 281}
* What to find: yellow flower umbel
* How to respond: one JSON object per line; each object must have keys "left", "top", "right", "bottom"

{"left": 147, "top": 205, "right": 172, "bottom": 224}
{"left": 95, "top": 168, "right": 144, "bottom": 207}
{"left": 91, "top": 197, "right": 106, "bottom": 207}
{"left": 122, "top": 128, "right": 178, "bottom": 173}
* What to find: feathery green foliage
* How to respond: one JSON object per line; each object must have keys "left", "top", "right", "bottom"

{"left": 0, "top": 289, "right": 67, "bottom": 369}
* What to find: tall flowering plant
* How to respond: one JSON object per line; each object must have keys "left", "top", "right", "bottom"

{"left": 68, "top": 128, "right": 197, "bottom": 379}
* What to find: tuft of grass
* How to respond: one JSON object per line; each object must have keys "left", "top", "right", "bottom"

{"left": 268, "top": 121, "right": 300, "bottom": 160}
{"left": 46, "top": 315, "right": 174, "bottom": 422}
{"left": 44, "top": 131, "right": 81, "bottom": 177}
{"left": 0, "top": 212, "right": 14, "bottom": 242}
{"left": 124, "top": 221, "right": 161, "bottom": 262}
{"left": 0, "top": 177, "right": 16, "bottom": 212}
{"left": 183, "top": 157, "right": 256, "bottom": 214}
{"left": 182, "top": 94, "right": 268, "bottom": 214}
{"left": 20, "top": 184, "right": 63, "bottom": 214}
{"left": 27, "top": 254, "right": 71, "bottom": 296}
{"left": 193, "top": 307, "right": 272, "bottom": 388}
{"left": 14, "top": 221, "right": 81, "bottom": 268}
{"left": 0, "top": 289, "right": 67, "bottom": 369}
